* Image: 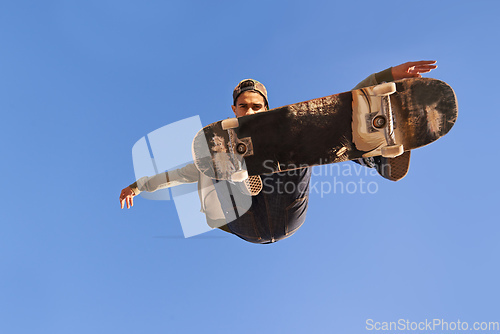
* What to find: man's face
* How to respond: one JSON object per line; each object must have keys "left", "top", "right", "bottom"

{"left": 232, "top": 91, "right": 267, "bottom": 118}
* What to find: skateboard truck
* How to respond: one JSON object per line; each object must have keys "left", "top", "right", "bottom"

{"left": 372, "top": 82, "right": 404, "bottom": 158}
{"left": 221, "top": 118, "right": 250, "bottom": 182}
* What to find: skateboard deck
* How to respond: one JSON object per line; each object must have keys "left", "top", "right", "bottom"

{"left": 192, "top": 78, "right": 458, "bottom": 181}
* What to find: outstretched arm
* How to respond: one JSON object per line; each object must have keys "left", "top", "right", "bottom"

{"left": 391, "top": 60, "right": 437, "bottom": 80}
{"left": 119, "top": 163, "right": 200, "bottom": 209}
{"left": 353, "top": 60, "right": 438, "bottom": 90}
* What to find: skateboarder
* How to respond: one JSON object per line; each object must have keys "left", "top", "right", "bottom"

{"left": 120, "top": 60, "right": 437, "bottom": 244}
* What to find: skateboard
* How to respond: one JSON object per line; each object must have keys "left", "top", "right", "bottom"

{"left": 192, "top": 78, "right": 458, "bottom": 181}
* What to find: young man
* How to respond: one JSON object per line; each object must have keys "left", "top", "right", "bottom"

{"left": 120, "top": 61, "right": 437, "bottom": 244}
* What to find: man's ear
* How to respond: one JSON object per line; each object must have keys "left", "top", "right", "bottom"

{"left": 231, "top": 105, "right": 237, "bottom": 116}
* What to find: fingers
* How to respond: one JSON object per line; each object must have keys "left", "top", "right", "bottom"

{"left": 406, "top": 61, "right": 437, "bottom": 73}
{"left": 407, "top": 60, "right": 437, "bottom": 67}
{"left": 404, "top": 67, "right": 422, "bottom": 78}
{"left": 408, "top": 64, "right": 437, "bottom": 74}
{"left": 120, "top": 190, "right": 125, "bottom": 209}
{"left": 120, "top": 195, "right": 133, "bottom": 209}
{"left": 119, "top": 188, "right": 135, "bottom": 209}
{"left": 392, "top": 60, "right": 438, "bottom": 80}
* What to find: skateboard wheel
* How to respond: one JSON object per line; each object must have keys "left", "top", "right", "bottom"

{"left": 372, "top": 82, "right": 396, "bottom": 96}
{"left": 222, "top": 118, "right": 239, "bottom": 130}
{"left": 231, "top": 170, "right": 248, "bottom": 182}
{"left": 381, "top": 144, "right": 404, "bottom": 158}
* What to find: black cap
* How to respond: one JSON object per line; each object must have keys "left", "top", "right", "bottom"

{"left": 233, "top": 79, "right": 268, "bottom": 107}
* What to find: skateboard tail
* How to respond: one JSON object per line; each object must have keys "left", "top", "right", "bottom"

{"left": 391, "top": 78, "right": 458, "bottom": 152}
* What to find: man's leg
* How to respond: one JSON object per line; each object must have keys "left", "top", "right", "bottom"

{"left": 213, "top": 168, "right": 312, "bottom": 244}
{"left": 355, "top": 151, "right": 411, "bottom": 182}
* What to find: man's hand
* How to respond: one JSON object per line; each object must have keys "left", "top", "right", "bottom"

{"left": 120, "top": 186, "right": 136, "bottom": 209}
{"left": 392, "top": 60, "right": 437, "bottom": 80}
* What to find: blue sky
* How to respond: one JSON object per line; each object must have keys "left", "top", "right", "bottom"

{"left": 1, "top": 0, "right": 499, "bottom": 333}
